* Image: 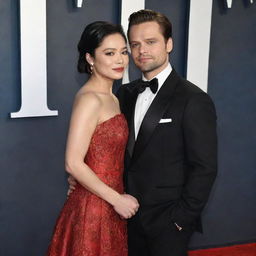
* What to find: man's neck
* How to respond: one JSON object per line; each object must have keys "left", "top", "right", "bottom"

{"left": 143, "top": 62, "right": 171, "bottom": 81}
{"left": 143, "top": 62, "right": 169, "bottom": 80}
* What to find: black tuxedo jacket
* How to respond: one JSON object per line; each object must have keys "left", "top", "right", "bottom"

{"left": 117, "top": 70, "right": 217, "bottom": 235}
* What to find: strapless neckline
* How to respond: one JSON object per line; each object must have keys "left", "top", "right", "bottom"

{"left": 97, "top": 113, "right": 124, "bottom": 127}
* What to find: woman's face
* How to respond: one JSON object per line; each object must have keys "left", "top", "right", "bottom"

{"left": 90, "top": 33, "right": 129, "bottom": 80}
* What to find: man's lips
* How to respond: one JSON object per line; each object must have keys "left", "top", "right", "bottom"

{"left": 113, "top": 67, "right": 124, "bottom": 72}
{"left": 138, "top": 57, "right": 152, "bottom": 63}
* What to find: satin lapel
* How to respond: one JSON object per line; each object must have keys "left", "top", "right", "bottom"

{"left": 131, "top": 70, "right": 180, "bottom": 164}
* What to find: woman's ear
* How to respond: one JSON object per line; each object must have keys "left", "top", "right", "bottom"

{"left": 85, "top": 53, "right": 94, "bottom": 66}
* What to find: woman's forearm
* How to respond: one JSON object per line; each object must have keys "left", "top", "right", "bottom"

{"left": 65, "top": 160, "right": 121, "bottom": 206}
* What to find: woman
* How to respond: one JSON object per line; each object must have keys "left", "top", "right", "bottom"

{"left": 47, "top": 21, "right": 139, "bottom": 256}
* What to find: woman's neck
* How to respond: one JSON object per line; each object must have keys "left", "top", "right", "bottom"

{"left": 87, "top": 74, "right": 113, "bottom": 94}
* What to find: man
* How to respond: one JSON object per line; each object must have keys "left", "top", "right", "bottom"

{"left": 117, "top": 9, "right": 217, "bottom": 256}
{"left": 69, "top": 9, "right": 217, "bottom": 256}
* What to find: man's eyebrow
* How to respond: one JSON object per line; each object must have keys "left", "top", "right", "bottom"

{"left": 145, "top": 37, "right": 157, "bottom": 40}
{"left": 130, "top": 38, "right": 157, "bottom": 42}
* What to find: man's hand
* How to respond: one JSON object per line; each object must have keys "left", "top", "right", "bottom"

{"left": 67, "top": 175, "right": 77, "bottom": 197}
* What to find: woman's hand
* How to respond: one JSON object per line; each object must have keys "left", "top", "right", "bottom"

{"left": 113, "top": 194, "right": 139, "bottom": 219}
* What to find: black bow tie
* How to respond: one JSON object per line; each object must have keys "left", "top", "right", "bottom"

{"left": 137, "top": 78, "right": 158, "bottom": 94}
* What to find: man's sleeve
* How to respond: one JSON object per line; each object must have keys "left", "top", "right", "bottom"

{"left": 170, "top": 92, "right": 218, "bottom": 228}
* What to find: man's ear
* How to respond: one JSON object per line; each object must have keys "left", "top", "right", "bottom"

{"left": 166, "top": 38, "right": 173, "bottom": 53}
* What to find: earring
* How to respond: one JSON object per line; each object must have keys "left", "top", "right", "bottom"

{"left": 90, "top": 63, "right": 94, "bottom": 74}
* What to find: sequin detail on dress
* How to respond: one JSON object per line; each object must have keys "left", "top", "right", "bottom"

{"left": 47, "top": 114, "right": 128, "bottom": 256}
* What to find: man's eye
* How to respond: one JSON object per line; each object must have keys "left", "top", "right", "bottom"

{"left": 122, "top": 50, "right": 128, "bottom": 55}
{"left": 131, "top": 43, "right": 138, "bottom": 48}
{"left": 148, "top": 40, "right": 155, "bottom": 44}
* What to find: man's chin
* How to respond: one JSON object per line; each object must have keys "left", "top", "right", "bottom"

{"left": 136, "top": 64, "right": 153, "bottom": 73}
{"left": 140, "top": 66, "right": 157, "bottom": 74}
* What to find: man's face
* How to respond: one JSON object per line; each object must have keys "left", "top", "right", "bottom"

{"left": 129, "top": 21, "right": 172, "bottom": 79}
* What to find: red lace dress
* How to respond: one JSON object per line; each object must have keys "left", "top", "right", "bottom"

{"left": 47, "top": 114, "right": 128, "bottom": 256}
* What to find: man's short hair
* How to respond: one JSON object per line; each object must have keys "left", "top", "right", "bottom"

{"left": 127, "top": 9, "right": 172, "bottom": 42}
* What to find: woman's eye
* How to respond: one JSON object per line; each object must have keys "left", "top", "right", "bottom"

{"left": 106, "top": 52, "right": 114, "bottom": 56}
{"left": 122, "top": 50, "right": 128, "bottom": 55}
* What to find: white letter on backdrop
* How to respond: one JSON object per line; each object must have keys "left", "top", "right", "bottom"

{"left": 11, "top": 0, "right": 58, "bottom": 118}
{"left": 121, "top": 0, "right": 145, "bottom": 84}
{"left": 186, "top": 0, "right": 213, "bottom": 92}
{"left": 76, "top": 0, "right": 83, "bottom": 8}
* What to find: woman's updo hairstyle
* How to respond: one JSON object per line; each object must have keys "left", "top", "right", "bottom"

{"left": 77, "top": 21, "right": 127, "bottom": 74}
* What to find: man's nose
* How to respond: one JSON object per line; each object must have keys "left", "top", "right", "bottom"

{"left": 139, "top": 44, "right": 147, "bottom": 54}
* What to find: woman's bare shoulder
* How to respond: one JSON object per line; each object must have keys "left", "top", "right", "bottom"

{"left": 74, "top": 90, "right": 103, "bottom": 109}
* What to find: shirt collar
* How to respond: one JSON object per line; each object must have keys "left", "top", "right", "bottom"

{"left": 142, "top": 63, "right": 172, "bottom": 92}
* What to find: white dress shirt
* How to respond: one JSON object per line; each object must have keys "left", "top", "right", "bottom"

{"left": 134, "top": 63, "right": 173, "bottom": 139}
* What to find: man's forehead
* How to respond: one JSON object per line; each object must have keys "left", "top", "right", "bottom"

{"left": 129, "top": 21, "right": 160, "bottom": 31}
{"left": 129, "top": 21, "right": 162, "bottom": 40}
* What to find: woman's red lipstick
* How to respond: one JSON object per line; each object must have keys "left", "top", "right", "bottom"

{"left": 113, "top": 67, "right": 124, "bottom": 72}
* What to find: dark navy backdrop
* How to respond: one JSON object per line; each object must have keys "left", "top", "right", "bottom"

{"left": 0, "top": 1, "right": 255, "bottom": 255}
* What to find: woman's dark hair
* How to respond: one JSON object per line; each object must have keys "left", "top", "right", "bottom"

{"left": 77, "top": 21, "right": 127, "bottom": 74}
{"left": 127, "top": 9, "right": 172, "bottom": 42}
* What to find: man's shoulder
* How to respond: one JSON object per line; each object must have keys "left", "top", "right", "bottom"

{"left": 178, "top": 76, "right": 204, "bottom": 94}
{"left": 121, "top": 79, "right": 140, "bottom": 91}
{"left": 175, "top": 75, "right": 211, "bottom": 99}
{"left": 164, "top": 69, "right": 204, "bottom": 95}
{"left": 116, "top": 79, "right": 140, "bottom": 98}
{"left": 167, "top": 71, "right": 214, "bottom": 107}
